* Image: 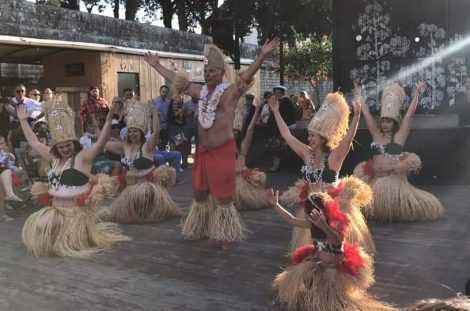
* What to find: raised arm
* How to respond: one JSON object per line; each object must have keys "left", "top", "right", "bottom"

{"left": 269, "top": 96, "right": 309, "bottom": 160}
{"left": 80, "top": 107, "right": 116, "bottom": 163}
{"left": 308, "top": 209, "right": 342, "bottom": 245}
{"left": 329, "top": 100, "right": 361, "bottom": 171}
{"left": 1, "top": 100, "right": 17, "bottom": 117}
{"left": 267, "top": 189, "right": 310, "bottom": 228}
{"left": 240, "top": 99, "right": 261, "bottom": 155}
{"left": 144, "top": 52, "right": 201, "bottom": 98}
{"left": 146, "top": 110, "right": 160, "bottom": 153}
{"left": 398, "top": 80, "right": 425, "bottom": 140}
{"left": 17, "top": 105, "right": 52, "bottom": 162}
{"left": 355, "top": 81, "right": 380, "bottom": 138}
{"left": 239, "top": 38, "right": 280, "bottom": 85}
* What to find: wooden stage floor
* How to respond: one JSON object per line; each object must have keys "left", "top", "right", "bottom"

{"left": 0, "top": 169, "right": 469, "bottom": 310}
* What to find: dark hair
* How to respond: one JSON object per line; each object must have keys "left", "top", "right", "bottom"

{"left": 160, "top": 85, "right": 169, "bottom": 91}
{"left": 89, "top": 86, "right": 99, "bottom": 91}
{"left": 305, "top": 194, "right": 327, "bottom": 240}
{"left": 127, "top": 128, "right": 146, "bottom": 144}
{"left": 263, "top": 91, "right": 272, "bottom": 99}
{"left": 123, "top": 88, "right": 133, "bottom": 94}
{"left": 50, "top": 140, "right": 82, "bottom": 158}
{"left": 380, "top": 117, "right": 400, "bottom": 134}
{"left": 35, "top": 130, "right": 49, "bottom": 140}
{"left": 14, "top": 83, "right": 26, "bottom": 89}
{"left": 33, "top": 121, "right": 49, "bottom": 131}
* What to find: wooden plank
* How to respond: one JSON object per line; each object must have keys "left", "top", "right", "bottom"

{"left": 0, "top": 171, "right": 468, "bottom": 310}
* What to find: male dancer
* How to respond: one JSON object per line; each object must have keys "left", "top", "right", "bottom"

{"left": 145, "top": 38, "right": 279, "bottom": 249}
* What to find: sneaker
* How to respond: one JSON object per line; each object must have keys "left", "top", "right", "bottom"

{"left": 179, "top": 168, "right": 184, "bottom": 173}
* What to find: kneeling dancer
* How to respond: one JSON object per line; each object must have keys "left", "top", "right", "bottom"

{"left": 20, "top": 96, "right": 128, "bottom": 257}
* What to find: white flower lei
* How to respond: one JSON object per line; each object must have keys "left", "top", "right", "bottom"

{"left": 197, "top": 80, "right": 229, "bottom": 129}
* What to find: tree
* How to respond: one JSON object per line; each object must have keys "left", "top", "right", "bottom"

{"left": 283, "top": 29, "right": 332, "bottom": 84}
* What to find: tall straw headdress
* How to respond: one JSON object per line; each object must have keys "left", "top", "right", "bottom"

{"left": 125, "top": 99, "right": 151, "bottom": 133}
{"left": 308, "top": 92, "right": 350, "bottom": 150}
{"left": 380, "top": 83, "right": 405, "bottom": 122}
{"left": 44, "top": 95, "right": 77, "bottom": 147}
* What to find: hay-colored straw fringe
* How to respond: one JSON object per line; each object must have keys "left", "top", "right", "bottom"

{"left": 208, "top": 204, "right": 247, "bottom": 243}
{"left": 100, "top": 182, "right": 182, "bottom": 224}
{"left": 234, "top": 172, "right": 270, "bottom": 210}
{"left": 181, "top": 199, "right": 216, "bottom": 240}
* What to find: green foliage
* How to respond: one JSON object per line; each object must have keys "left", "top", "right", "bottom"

{"left": 283, "top": 29, "right": 332, "bottom": 82}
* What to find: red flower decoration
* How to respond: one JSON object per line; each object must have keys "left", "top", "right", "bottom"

{"left": 363, "top": 159, "right": 373, "bottom": 177}
{"left": 328, "top": 181, "right": 343, "bottom": 198}
{"left": 37, "top": 193, "right": 53, "bottom": 206}
{"left": 299, "top": 182, "right": 310, "bottom": 204}
{"left": 117, "top": 172, "right": 127, "bottom": 188}
{"left": 323, "top": 199, "right": 349, "bottom": 237}
{"left": 241, "top": 168, "right": 254, "bottom": 182}
{"left": 292, "top": 245, "right": 317, "bottom": 265}
{"left": 338, "top": 243, "right": 363, "bottom": 276}
{"left": 12, "top": 175, "right": 23, "bottom": 186}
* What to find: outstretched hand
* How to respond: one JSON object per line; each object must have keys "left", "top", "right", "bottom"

{"left": 16, "top": 104, "right": 28, "bottom": 121}
{"left": 268, "top": 95, "right": 279, "bottom": 113}
{"left": 309, "top": 209, "right": 327, "bottom": 229}
{"left": 144, "top": 52, "right": 160, "bottom": 67}
{"left": 267, "top": 188, "right": 279, "bottom": 206}
{"left": 416, "top": 80, "right": 426, "bottom": 91}
{"left": 352, "top": 99, "right": 362, "bottom": 117}
{"left": 260, "top": 37, "right": 281, "bottom": 57}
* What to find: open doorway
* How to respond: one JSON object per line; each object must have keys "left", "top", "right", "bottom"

{"left": 118, "top": 72, "right": 140, "bottom": 99}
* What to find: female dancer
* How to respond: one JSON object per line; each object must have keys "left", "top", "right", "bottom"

{"left": 233, "top": 97, "right": 271, "bottom": 210}
{"left": 101, "top": 100, "right": 182, "bottom": 223}
{"left": 271, "top": 93, "right": 375, "bottom": 254}
{"left": 19, "top": 96, "right": 128, "bottom": 257}
{"left": 269, "top": 189, "right": 395, "bottom": 311}
{"left": 354, "top": 81, "right": 444, "bottom": 222}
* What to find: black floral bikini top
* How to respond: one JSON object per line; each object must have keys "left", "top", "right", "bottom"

{"left": 300, "top": 153, "right": 339, "bottom": 184}
{"left": 47, "top": 156, "right": 89, "bottom": 189}
{"left": 121, "top": 144, "right": 154, "bottom": 170}
{"left": 370, "top": 135, "right": 404, "bottom": 161}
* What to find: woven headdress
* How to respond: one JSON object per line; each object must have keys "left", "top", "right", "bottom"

{"left": 126, "top": 99, "right": 151, "bottom": 133}
{"left": 308, "top": 92, "right": 350, "bottom": 150}
{"left": 380, "top": 83, "right": 405, "bottom": 122}
{"left": 44, "top": 95, "right": 77, "bottom": 147}
{"left": 204, "top": 44, "right": 226, "bottom": 71}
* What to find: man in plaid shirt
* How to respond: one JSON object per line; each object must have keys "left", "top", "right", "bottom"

{"left": 78, "top": 86, "right": 109, "bottom": 122}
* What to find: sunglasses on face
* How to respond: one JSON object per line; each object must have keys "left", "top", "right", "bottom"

{"left": 16, "top": 90, "right": 25, "bottom": 93}
{"left": 31, "top": 93, "right": 41, "bottom": 96}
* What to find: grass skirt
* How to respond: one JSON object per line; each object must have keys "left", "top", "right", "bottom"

{"left": 273, "top": 250, "right": 395, "bottom": 311}
{"left": 100, "top": 181, "right": 182, "bottom": 224}
{"left": 369, "top": 173, "right": 444, "bottom": 222}
{"left": 24, "top": 179, "right": 129, "bottom": 257}
{"left": 181, "top": 199, "right": 216, "bottom": 240}
{"left": 234, "top": 169, "right": 270, "bottom": 210}
{"left": 182, "top": 199, "right": 247, "bottom": 243}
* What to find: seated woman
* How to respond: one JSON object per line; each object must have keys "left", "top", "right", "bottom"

{"left": 19, "top": 95, "right": 128, "bottom": 257}
{"left": 102, "top": 100, "right": 182, "bottom": 223}
{"left": 269, "top": 190, "right": 395, "bottom": 311}
{"left": 233, "top": 97, "right": 271, "bottom": 210}
{"left": 271, "top": 93, "right": 375, "bottom": 255}
{"left": 354, "top": 81, "right": 444, "bottom": 222}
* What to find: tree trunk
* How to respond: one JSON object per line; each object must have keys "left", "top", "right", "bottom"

{"left": 62, "top": 0, "right": 79, "bottom": 10}
{"left": 160, "top": 0, "right": 173, "bottom": 28}
{"left": 125, "top": 0, "right": 139, "bottom": 21}
{"left": 114, "top": 0, "right": 119, "bottom": 18}
{"left": 175, "top": 0, "right": 187, "bottom": 31}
